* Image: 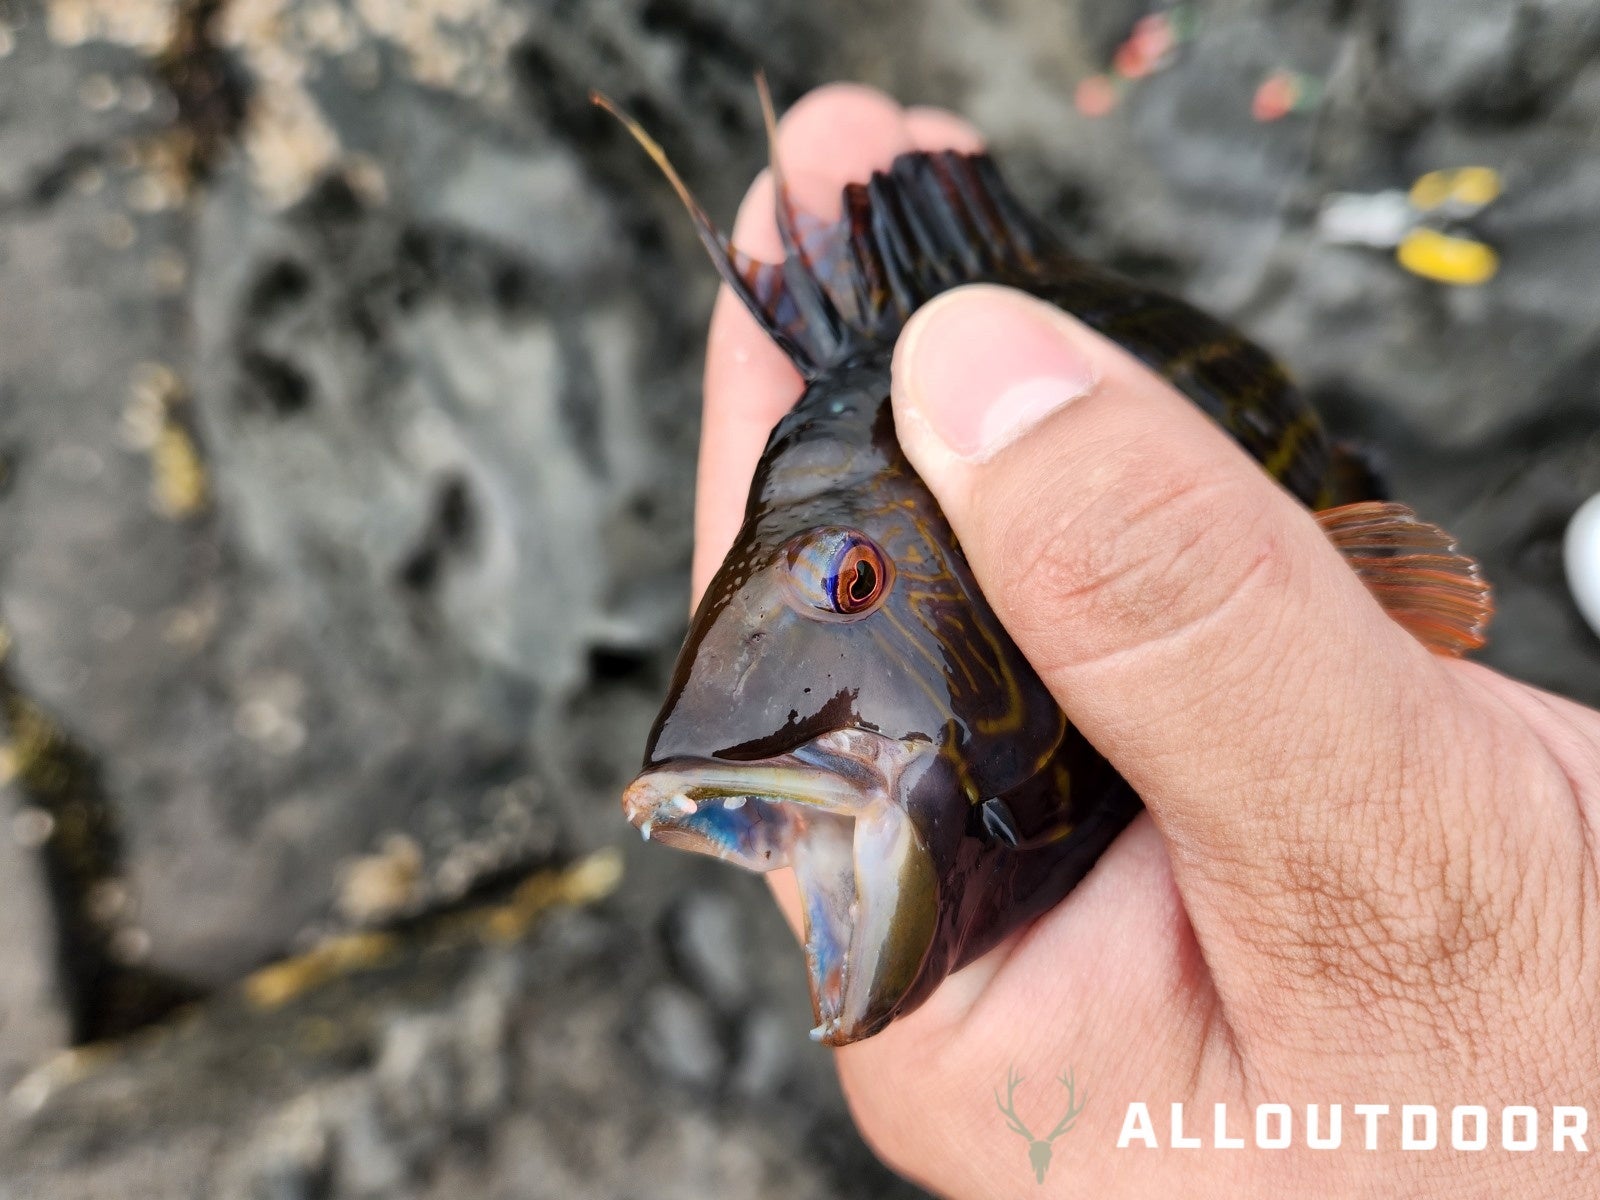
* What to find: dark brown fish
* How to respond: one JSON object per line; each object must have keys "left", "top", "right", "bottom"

{"left": 603, "top": 89, "right": 1492, "bottom": 1045}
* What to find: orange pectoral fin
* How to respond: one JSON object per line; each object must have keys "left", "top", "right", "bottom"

{"left": 1315, "top": 501, "right": 1493, "bottom": 658}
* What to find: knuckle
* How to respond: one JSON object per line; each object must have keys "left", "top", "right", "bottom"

{"left": 988, "top": 459, "right": 1289, "bottom": 673}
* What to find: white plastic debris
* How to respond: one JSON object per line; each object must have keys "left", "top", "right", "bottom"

{"left": 1317, "top": 190, "right": 1415, "bottom": 248}
{"left": 1565, "top": 492, "right": 1600, "bottom": 639}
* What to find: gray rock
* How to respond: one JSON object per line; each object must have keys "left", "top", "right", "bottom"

{"left": 664, "top": 887, "right": 751, "bottom": 1011}
{"left": 1392, "top": 0, "right": 1522, "bottom": 113}
{"left": 0, "top": 784, "right": 68, "bottom": 1093}
{"left": 639, "top": 983, "right": 726, "bottom": 1088}
{"left": 0, "top": 883, "right": 921, "bottom": 1200}
{"left": 731, "top": 1007, "right": 797, "bottom": 1098}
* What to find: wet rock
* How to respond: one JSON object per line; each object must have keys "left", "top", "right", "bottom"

{"left": 217, "top": 1096, "right": 333, "bottom": 1200}
{"left": 1392, "top": 0, "right": 1523, "bottom": 114}
{"left": 0, "top": 786, "right": 68, "bottom": 1094}
{"left": 663, "top": 888, "right": 751, "bottom": 1011}
{"left": 731, "top": 1007, "right": 797, "bottom": 1099}
{"left": 639, "top": 983, "right": 726, "bottom": 1088}
{"left": 0, "top": 882, "right": 921, "bottom": 1200}
{"left": 1392, "top": 0, "right": 1600, "bottom": 119}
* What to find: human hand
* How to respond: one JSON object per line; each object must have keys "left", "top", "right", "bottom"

{"left": 695, "top": 85, "right": 1600, "bottom": 1198}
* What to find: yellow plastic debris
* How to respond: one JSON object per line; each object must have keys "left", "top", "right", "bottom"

{"left": 1397, "top": 227, "right": 1500, "bottom": 286}
{"left": 1409, "top": 166, "right": 1502, "bottom": 213}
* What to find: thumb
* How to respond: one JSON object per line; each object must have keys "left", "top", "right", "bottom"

{"left": 889, "top": 283, "right": 1474, "bottom": 996}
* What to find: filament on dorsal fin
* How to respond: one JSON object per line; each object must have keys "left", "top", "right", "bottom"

{"left": 754, "top": 73, "right": 857, "bottom": 355}
{"left": 755, "top": 74, "right": 805, "bottom": 276}
{"left": 592, "top": 84, "right": 1060, "bottom": 381}
{"left": 590, "top": 89, "right": 822, "bottom": 373}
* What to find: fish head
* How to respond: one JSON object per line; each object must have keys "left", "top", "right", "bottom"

{"left": 624, "top": 423, "right": 1067, "bottom": 1044}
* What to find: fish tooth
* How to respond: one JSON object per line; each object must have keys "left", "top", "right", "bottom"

{"left": 640, "top": 819, "right": 653, "bottom": 841}
{"left": 670, "top": 793, "right": 698, "bottom": 815}
{"left": 808, "top": 1022, "right": 828, "bottom": 1042}
{"left": 725, "top": 796, "right": 747, "bottom": 810}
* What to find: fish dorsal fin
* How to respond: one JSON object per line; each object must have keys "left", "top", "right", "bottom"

{"left": 1316, "top": 501, "right": 1493, "bottom": 657}
{"left": 593, "top": 85, "right": 1059, "bottom": 380}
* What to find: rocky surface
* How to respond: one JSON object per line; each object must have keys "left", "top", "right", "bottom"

{"left": 0, "top": 853, "right": 906, "bottom": 1200}
{"left": 0, "top": 1, "right": 1596, "bottom": 1196}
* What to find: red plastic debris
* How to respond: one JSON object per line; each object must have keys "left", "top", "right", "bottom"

{"left": 1075, "top": 74, "right": 1119, "bottom": 118}
{"left": 1252, "top": 69, "right": 1302, "bottom": 122}
{"left": 1114, "top": 13, "right": 1176, "bottom": 79}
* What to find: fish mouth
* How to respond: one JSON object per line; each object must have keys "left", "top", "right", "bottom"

{"left": 622, "top": 730, "right": 938, "bottom": 1045}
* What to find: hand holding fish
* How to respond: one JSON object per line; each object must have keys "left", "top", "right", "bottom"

{"left": 686, "top": 87, "right": 1600, "bottom": 1197}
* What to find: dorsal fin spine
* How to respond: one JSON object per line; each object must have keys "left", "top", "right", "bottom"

{"left": 593, "top": 87, "right": 1061, "bottom": 381}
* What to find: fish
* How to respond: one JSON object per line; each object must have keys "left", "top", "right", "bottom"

{"left": 600, "top": 85, "right": 1493, "bottom": 1046}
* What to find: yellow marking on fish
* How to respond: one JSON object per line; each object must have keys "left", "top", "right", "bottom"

{"left": 1263, "top": 409, "right": 1316, "bottom": 482}
{"left": 868, "top": 620, "right": 957, "bottom": 721}
{"left": 1053, "top": 760, "right": 1074, "bottom": 807}
{"left": 1158, "top": 336, "right": 1240, "bottom": 381}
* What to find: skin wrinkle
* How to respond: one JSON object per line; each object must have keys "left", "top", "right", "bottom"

{"left": 982, "top": 453, "right": 1281, "bottom": 677}
{"left": 1092, "top": 563, "right": 1386, "bottom": 885}
{"left": 1207, "top": 680, "right": 1520, "bottom": 1050}
{"left": 1144, "top": 630, "right": 1427, "bottom": 1030}
{"left": 1272, "top": 693, "right": 1500, "bottom": 1022}
{"left": 1465, "top": 674, "right": 1600, "bottom": 1012}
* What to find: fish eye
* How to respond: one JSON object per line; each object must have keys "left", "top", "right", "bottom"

{"left": 836, "top": 545, "right": 882, "bottom": 612}
{"left": 785, "top": 528, "right": 893, "bottom": 619}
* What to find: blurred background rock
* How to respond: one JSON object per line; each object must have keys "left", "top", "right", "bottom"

{"left": 0, "top": 0, "right": 1595, "bottom": 1195}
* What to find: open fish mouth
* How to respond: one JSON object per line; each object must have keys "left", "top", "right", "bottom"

{"left": 621, "top": 730, "right": 938, "bottom": 1045}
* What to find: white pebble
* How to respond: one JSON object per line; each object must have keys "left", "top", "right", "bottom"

{"left": 1566, "top": 492, "right": 1600, "bottom": 640}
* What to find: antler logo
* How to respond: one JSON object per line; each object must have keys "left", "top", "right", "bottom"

{"left": 995, "top": 1064, "right": 1086, "bottom": 1184}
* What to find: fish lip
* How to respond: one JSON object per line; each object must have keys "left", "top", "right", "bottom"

{"left": 620, "top": 728, "right": 900, "bottom": 850}
{"left": 622, "top": 729, "right": 937, "bottom": 1043}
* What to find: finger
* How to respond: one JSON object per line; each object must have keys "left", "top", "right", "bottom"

{"left": 888, "top": 284, "right": 1494, "bottom": 1003}
{"left": 904, "top": 105, "right": 985, "bottom": 153}
{"left": 833, "top": 816, "right": 1233, "bottom": 1196}
{"left": 695, "top": 84, "right": 925, "bottom": 603}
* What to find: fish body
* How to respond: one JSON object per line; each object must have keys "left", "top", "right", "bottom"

{"left": 609, "top": 100, "right": 1491, "bottom": 1045}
